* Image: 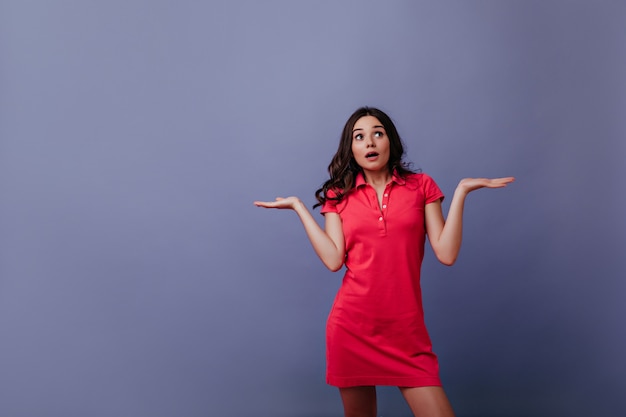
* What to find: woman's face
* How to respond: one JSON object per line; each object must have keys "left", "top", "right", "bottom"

{"left": 351, "top": 115, "right": 391, "bottom": 173}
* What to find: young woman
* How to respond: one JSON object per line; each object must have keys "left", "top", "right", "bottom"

{"left": 254, "top": 107, "right": 514, "bottom": 417}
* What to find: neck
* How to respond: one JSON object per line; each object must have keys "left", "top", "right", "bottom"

{"left": 362, "top": 169, "right": 392, "bottom": 186}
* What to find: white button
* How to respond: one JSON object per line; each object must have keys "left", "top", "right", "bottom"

{"left": 378, "top": 216, "right": 383, "bottom": 221}
{"left": 382, "top": 204, "right": 387, "bottom": 209}
{"left": 383, "top": 193, "right": 388, "bottom": 197}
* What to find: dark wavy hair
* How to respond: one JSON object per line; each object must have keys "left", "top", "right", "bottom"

{"left": 314, "top": 106, "right": 415, "bottom": 209}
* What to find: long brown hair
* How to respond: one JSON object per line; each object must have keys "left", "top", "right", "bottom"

{"left": 314, "top": 107, "right": 415, "bottom": 208}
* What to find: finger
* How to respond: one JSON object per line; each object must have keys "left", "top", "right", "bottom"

{"left": 484, "top": 182, "right": 508, "bottom": 188}
{"left": 492, "top": 177, "right": 515, "bottom": 183}
{"left": 485, "top": 178, "right": 515, "bottom": 188}
{"left": 255, "top": 200, "right": 285, "bottom": 206}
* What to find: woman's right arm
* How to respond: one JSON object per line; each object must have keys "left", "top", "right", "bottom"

{"left": 254, "top": 197, "right": 345, "bottom": 271}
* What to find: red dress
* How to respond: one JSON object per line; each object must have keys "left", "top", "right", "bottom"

{"left": 321, "top": 172, "right": 444, "bottom": 388}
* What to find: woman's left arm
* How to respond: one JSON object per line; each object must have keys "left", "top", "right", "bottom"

{"left": 425, "top": 177, "right": 515, "bottom": 266}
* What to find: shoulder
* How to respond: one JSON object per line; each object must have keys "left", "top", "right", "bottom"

{"left": 321, "top": 187, "right": 350, "bottom": 214}
{"left": 403, "top": 172, "right": 444, "bottom": 202}
{"left": 403, "top": 172, "right": 437, "bottom": 188}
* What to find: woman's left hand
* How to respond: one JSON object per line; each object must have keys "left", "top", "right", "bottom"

{"left": 457, "top": 177, "right": 515, "bottom": 193}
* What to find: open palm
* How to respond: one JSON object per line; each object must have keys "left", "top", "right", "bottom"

{"left": 459, "top": 177, "right": 515, "bottom": 193}
{"left": 253, "top": 196, "right": 301, "bottom": 210}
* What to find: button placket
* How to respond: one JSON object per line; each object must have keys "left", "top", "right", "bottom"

{"left": 381, "top": 186, "right": 391, "bottom": 212}
{"left": 377, "top": 185, "right": 392, "bottom": 234}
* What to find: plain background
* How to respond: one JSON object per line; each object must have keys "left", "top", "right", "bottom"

{"left": 1, "top": 1, "right": 624, "bottom": 416}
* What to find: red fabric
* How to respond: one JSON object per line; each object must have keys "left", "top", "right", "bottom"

{"left": 321, "top": 172, "right": 444, "bottom": 387}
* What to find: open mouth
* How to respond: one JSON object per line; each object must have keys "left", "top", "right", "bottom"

{"left": 365, "top": 152, "right": 379, "bottom": 159}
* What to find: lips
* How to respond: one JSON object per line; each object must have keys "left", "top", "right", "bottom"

{"left": 365, "top": 152, "right": 379, "bottom": 159}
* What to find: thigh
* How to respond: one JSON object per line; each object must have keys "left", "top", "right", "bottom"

{"left": 399, "top": 386, "right": 455, "bottom": 417}
{"left": 339, "top": 386, "right": 377, "bottom": 417}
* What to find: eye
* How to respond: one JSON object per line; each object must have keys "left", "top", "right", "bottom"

{"left": 374, "top": 131, "right": 383, "bottom": 138}
{"left": 354, "top": 133, "right": 363, "bottom": 140}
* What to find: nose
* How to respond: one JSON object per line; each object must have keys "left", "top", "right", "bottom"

{"left": 365, "top": 134, "right": 376, "bottom": 147}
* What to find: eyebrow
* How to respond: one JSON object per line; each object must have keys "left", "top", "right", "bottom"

{"left": 352, "top": 125, "right": 385, "bottom": 132}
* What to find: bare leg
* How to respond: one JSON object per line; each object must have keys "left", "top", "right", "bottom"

{"left": 399, "top": 386, "right": 455, "bottom": 417}
{"left": 339, "top": 386, "right": 377, "bottom": 417}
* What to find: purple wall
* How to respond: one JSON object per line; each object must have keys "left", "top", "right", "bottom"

{"left": 1, "top": 1, "right": 624, "bottom": 416}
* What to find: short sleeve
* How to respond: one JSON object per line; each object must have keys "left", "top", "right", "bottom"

{"left": 423, "top": 174, "right": 445, "bottom": 204}
{"left": 320, "top": 189, "right": 339, "bottom": 215}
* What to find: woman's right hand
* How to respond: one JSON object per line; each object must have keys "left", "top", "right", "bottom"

{"left": 254, "top": 196, "right": 345, "bottom": 271}
{"left": 254, "top": 196, "right": 302, "bottom": 210}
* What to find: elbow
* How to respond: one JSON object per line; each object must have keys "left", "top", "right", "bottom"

{"left": 324, "top": 255, "right": 344, "bottom": 272}
{"left": 432, "top": 244, "right": 460, "bottom": 267}
{"left": 322, "top": 250, "right": 345, "bottom": 272}
{"left": 437, "top": 254, "right": 458, "bottom": 267}
{"left": 326, "top": 261, "right": 344, "bottom": 272}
